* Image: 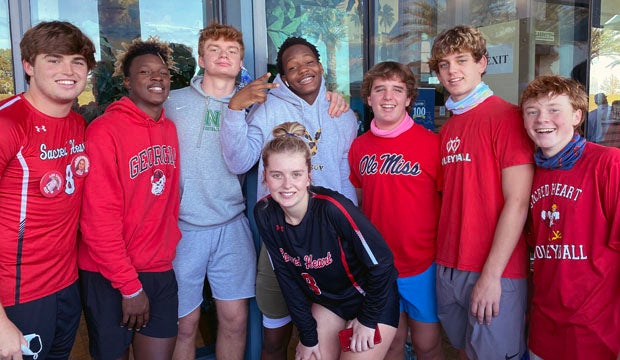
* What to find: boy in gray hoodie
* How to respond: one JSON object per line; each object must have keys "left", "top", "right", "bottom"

{"left": 165, "top": 26, "right": 348, "bottom": 359}
{"left": 164, "top": 23, "right": 264, "bottom": 360}
{"left": 220, "top": 36, "right": 358, "bottom": 359}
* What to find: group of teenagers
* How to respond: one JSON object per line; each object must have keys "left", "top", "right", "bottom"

{"left": 0, "top": 17, "right": 618, "bottom": 360}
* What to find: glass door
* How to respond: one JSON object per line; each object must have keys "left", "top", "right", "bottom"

{"left": 586, "top": 0, "right": 620, "bottom": 147}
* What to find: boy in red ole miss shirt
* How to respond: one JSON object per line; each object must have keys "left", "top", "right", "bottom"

{"left": 0, "top": 21, "right": 96, "bottom": 359}
{"left": 348, "top": 61, "right": 445, "bottom": 360}
{"left": 521, "top": 75, "right": 620, "bottom": 360}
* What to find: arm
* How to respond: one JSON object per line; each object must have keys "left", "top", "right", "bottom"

{"left": 295, "top": 343, "right": 322, "bottom": 360}
{"left": 604, "top": 157, "right": 620, "bottom": 251}
{"left": 0, "top": 304, "right": 25, "bottom": 360}
{"left": 253, "top": 204, "right": 319, "bottom": 347}
{"left": 470, "top": 163, "right": 534, "bottom": 325}
{"left": 325, "top": 91, "right": 350, "bottom": 118}
{"left": 0, "top": 116, "right": 24, "bottom": 178}
{"left": 220, "top": 91, "right": 271, "bottom": 175}
{"left": 330, "top": 195, "right": 395, "bottom": 329}
{"left": 339, "top": 117, "right": 359, "bottom": 204}
{"left": 347, "top": 318, "right": 377, "bottom": 353}
{"left": 227, "top": 72, "right": 278, "bottom": 111}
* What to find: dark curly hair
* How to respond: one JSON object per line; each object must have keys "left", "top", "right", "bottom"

{"left": 276, "top": 37, "right": 320, "bottom": 75}
{"left": 114, "top": 37, "right": 173, "bottom": 78}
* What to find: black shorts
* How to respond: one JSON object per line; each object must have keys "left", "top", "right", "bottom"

{"left": 327, "top": 279, "right": 400, "bottom": 328}
{"left": 5, "top": 281, "right": 81, "bottom": 360}
{"left": 79, "top": 270, "right": 178, "bottom": 360}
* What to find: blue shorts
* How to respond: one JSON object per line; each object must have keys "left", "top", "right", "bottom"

{"left": 398, "top": 262, "right": 439, "bottom": 323}
{"left": 80, "top": 270, "right": 178, "bottom": 360}
{"left": 5, "top": 282, "right": 81, "bottom": 360}
{"left": 173, "top": 216, "right": 256, "bottom": 317}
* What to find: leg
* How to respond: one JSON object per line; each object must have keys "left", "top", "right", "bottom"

{"left": 310, "top": 303, "right": 345, "bottom": 360}
{"left": 133, "top": 332, "right": 177, "bottom": 360}
{"left": 257, "top": 244, "right": 291, "bottom": 360}
{"left": 384, "top": 312, "right": 408, "bottom": 360}
{"left": 172, "top": 228, "right": 211, "bottom": 360}
{"left": 79, "top": 271, "right": 133, "bottom": 360}
{"left": 47, "top": 282, "right": 82, "bottom": 360}
{"left": 261, "top": 322, "right": 293, "bottom": 360}
{"left": 465, "top": 277, "right": 527, "bottom": 360}
{"left": 173, "top": 307, "right": 201, "bottom": 360}
{"left": 436, "top": 265, "right": 468, "bottom": 353}
{"left": 458, "top": 349, "right": 469, "bottom": 360}
{"left": 409, "top": 319, "right": 444, "bottom": 360}
{"left": 215, "top": 299, "right": 249, "bottom": 360}
{"left": 133, "top": 271, "right": 179, "bottom": 360}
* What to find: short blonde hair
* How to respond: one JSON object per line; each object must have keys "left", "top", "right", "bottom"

{"left": 261, "top": 122, "right": 312, "bottom": 174}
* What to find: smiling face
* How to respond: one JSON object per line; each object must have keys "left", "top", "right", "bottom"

{"left": 522, "top": 93, "right": 581, "bottom": 158}
{"left": 264, "top": 151, "right": 311, "bottom": 220}
{"left": 436, "top": 52, "right": 487, "bottom": 102}
{"left": 199, "top": 38, "right": 243, "bottom": 80}
{"left": 280, "top": 44, "right": 324, "bottom": 105}
{"left": 125, "top": 53, "right": 171, "bottom": 119}
{"left": 23, "top": 53, "right": 89, "bottom": 114}
{"left": 367, "top": 76, "right": 411, "bottom": 130}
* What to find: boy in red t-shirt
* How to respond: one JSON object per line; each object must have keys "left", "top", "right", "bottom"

{"left": 521, "top": 75, "right": 620, "bottom": 360}
{"left": 348, "top": 61, "right": 445, "bottom": 360}
{"left": 0, "top": 21, "right": 95, "bottom": 359}
{"left": 428, "top": 25, "right": 534, "bottom": 359}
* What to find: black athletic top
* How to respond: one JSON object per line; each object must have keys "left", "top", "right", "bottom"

{"left": 254, "top": 186, "right": 398, "bottom": 347}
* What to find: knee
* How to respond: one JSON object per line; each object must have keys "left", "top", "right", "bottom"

{"left": 261, "top": 327, "right": 290, "bottom": 355}
{"left": 261, "top": 336, "right": 288, "bottom": 355}
{"left": 217, "top": 311, "right": 247, "bottom": 334}
{"left": 411, "top": 333, "right": 443, "bottom": 357}
{"left": 177, "top": 312, "right": 200, "bottom": 339}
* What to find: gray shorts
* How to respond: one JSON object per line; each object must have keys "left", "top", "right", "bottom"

{"left": 173, "top": 216, "right": 257, "bottom": 318}
{"left": 436, "top": 265, "right": 527, "bottom": 360}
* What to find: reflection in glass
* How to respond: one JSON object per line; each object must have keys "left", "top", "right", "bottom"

{"left": 30, "top": 0, "right": 206, "bottom": 121}
{"left": 266, "top": 0, "right": 365, "bottom": 130}
{"left": 587, "top": 0, "right": 620, "bottom": 147}
{"left": 0, "top": 0, "right": 14, "bottom": 100}
{"left": 265, "top": 1, "right": 363, "bottom": 95}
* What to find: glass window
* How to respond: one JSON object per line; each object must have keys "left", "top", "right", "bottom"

{"left": 265, "top": 0, "right": 365, "bottom": 131}
{"left": 0, "top": 0, "right": 14, "bottom": 100}
{"left": 372, "top": 0, "right": 591, "bottom": 130}
{"left": 30, "top": 0, "right": 212, "bottom": 121}
{"left": 587, "top": 0, "right": 620, "bottom": 147}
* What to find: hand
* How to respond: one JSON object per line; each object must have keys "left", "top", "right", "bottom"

{"left": 0, "top": 315, "right": 25, "bottom": 360}
{"left": 348, "top": 319, "right": 376, "bottom": 353}
{"left": 295, "top": 342, "right": 321, "bottom": 360}
{"left": 228, "top": 72, "right": 278, "bottom": 111}
{"left": 120, "top": 290, "right": 150, "bottom": 331}
{"left": 325, "top": 91, "right": 350, "bottom": 118}
{"left": 470, "top": 274, "right": 501, "bottom": 325}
